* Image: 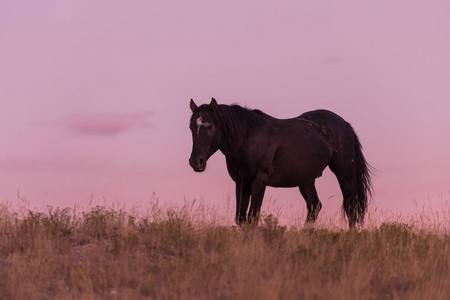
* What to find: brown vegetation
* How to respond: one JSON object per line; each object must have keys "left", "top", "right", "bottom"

{"left": 0, "top": 203, "right": 449, "bottom": 299}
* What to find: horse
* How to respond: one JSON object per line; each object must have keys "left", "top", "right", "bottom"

{"left": 188, "top": 98, "right": 373, "bottom": 228}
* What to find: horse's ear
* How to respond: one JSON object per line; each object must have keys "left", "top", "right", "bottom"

{"left": 210, "top": 98, "right": 217, "bottom": 111}
{"left": 190, "top": 99, "right": 198, "bottom": 112}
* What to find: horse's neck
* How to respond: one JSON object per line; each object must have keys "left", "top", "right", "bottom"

{"left": 219, "top": 129, "right": 247, "bottom": 158}
{"left": 216, "top": 107, "right": 255, "bottom": 157}
{"left": 219, "top": 138, "right": 240, "bottom": 157}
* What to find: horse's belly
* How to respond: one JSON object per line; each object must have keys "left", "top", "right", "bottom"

{"left": 267, "top": 169, "right": 322, "bottom": 187}
{"left": 266, "top": 145, "right": 331, "bottom": 187}
{"left": 268, "top": 179, "right": 304, "bottom": 188}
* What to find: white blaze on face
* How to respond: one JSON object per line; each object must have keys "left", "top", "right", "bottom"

{"left": 196, "top": 116, "right": 211, "bottom": 138}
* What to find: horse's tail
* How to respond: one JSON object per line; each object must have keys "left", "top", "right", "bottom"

{"left": 351, "top": 128, "right": 374, "bottom": 225}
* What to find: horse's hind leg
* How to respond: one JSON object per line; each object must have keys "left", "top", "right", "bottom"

{"left": 299, "top": 180, "right": 322, "bottom": 226}
{"left": 339, "top": 176, "right": 358, "bottom": 228}
{"left": 329, "top": 164, "right": 358, "bottom": 228}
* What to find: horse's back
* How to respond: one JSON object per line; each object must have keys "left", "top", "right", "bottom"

{"left": 300, "top": 109, "right": 358, "bottom": 169}
{"left": 299, "top": 109, "right": 347, "bottom": 128}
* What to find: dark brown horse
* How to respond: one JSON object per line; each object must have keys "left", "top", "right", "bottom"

{"left": 189, "top": 98, "right": 373, "bottom": 227}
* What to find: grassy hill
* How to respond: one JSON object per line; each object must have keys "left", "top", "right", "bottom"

{"left": 0, "top": 203, "right": 448, "bottom": 299}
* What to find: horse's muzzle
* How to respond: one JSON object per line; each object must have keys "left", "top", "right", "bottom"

{"left": 189, "top": 156, "right": 206, "bottom": 172}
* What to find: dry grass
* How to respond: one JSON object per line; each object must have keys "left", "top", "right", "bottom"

{"left": 0, "top": 201, "right": 449, "bottom": 300}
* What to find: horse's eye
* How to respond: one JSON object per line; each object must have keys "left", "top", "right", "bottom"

{"left": 208, "top": 125, "right": 213, "bottom": 130}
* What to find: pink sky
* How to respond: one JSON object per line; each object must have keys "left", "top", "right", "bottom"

{"left": 1, "top": 1, "right": 449, "bottom": 219}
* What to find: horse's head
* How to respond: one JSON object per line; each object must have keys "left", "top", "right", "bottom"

{"left": 189, "top": 98, "right": 221, "bottom": 172}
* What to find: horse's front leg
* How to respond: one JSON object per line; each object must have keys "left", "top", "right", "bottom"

{"left": 247, "top": 181, "right": 266, "bottom": 224}
{"left": 235, "top": 181, "right": 251, "bottom": 225}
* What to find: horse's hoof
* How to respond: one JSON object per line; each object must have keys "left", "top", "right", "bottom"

{"left": 303, "top": 221, "right": 316, "bottom": 229}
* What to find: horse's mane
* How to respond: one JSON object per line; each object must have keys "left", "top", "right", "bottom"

{"left": 193, "top": 104, "right": 269, "bottom": 143}
{"left": 213, "top": 104, "right": 269, "bottom": 142}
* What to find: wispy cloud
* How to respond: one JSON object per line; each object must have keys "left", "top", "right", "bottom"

{"left": 65, "top": 112, "right": 152, "bottom": 136}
